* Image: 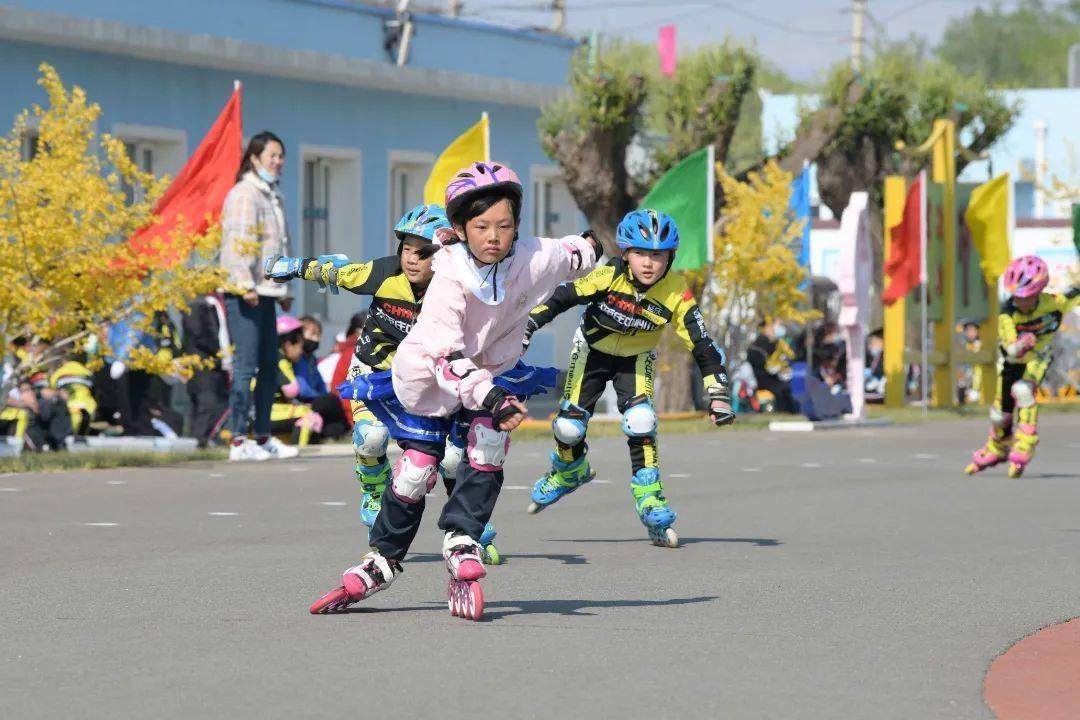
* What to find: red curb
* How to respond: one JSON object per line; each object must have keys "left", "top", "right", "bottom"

{"left": 984, "top": 617, "right": 1080, "bottom": 719}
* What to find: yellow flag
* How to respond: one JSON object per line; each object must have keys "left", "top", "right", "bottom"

{"left": 964, "top": 173, "right": 1012, "bottom": 284}
{"left": 423, "top": 114, "right": 490, "bottom": 206}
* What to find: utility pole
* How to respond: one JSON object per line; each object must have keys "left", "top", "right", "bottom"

{"left": 448, "top": 0, "right": 461, "bottom": 19}
{"left": 551, "top": 0, "right": 566, "bottom": 33}
{"left": 851, "top": 0, "right": 866, "bottom": 72}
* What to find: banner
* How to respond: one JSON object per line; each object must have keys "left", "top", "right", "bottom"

{"left": 964, "top": 173, "right": 1012, "bottom": 286}
{"left": 129, "top": 83, "right": 243, "bottom": 267}
{"left": 423, "top": 114, "right": 490, "bottom": 206}
{"left": 641, "top": 146, "right": 713, "bottom": 271}
{"left": 657, "top": 26, "right": 677, "bottom": 77}
{"left": 789, "top": 167, "right": 812, "bottom": 271}
{"left": 882, "top": 173, "right": 924, "bottom": 306}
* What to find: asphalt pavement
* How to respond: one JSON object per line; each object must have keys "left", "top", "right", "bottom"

{"left": 2, "top": 415, "right": 1079, "bottom": 719}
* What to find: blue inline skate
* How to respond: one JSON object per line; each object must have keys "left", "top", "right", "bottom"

{"left": 357, "top": 461, "right": 390, "bottom": 528}
{"left": 479, "top": 522, "right": 502, "bottom": 565}
{"left": 632, "top": 468, "right": 678, "bottom": 548}
{"left": 528, "top": 453, "right": 595, "bottom": 514}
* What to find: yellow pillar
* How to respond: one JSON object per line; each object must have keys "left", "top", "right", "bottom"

{"left": 883, "top": 175, "right": 907, "bottom": 407}
{"left": 930, "top": 119, "right": 957, "bottom": 408}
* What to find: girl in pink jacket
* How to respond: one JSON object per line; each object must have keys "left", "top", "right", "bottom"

{"left": 309, "top": 162, "right": 602, "bottom": 620}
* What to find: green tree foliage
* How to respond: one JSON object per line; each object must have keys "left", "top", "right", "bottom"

{"left": 936, "top": 0, "right": 1080, "bottom": 88}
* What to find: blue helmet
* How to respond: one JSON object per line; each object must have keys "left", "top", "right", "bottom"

{"left": 394, "top": 203, "right": 452, "bottom": 244}
{"left": 615, "top": 209, "right": 679, "bottom": 252}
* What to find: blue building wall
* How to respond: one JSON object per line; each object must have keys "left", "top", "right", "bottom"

{"left": 3, "top": 0, "right": 577, "bottom": 85}
{"left": 0, "top": 39, "right": 553, "bottom": 257}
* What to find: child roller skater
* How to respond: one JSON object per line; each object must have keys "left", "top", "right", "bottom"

{"left": 265, "top": 205, "right": 501, "bottom": 561}
{"left": 524, "top": 209, "right": 735, "bottom": 548}
{"left": 308, "top": 162, "right": 602, "bottom": 620}
{"left": 964, "top": 255, "right": 1078, "bottom": 478}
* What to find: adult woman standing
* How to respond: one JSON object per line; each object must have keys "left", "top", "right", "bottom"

{"left": 220, "top": 131, "right": 298, "bottom": 461}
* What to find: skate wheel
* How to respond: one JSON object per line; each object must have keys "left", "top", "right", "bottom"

{"left": 649, "top": 527, "right": 679, "bottom": 548}
{"left": 448, "top": 579, "right": 485, "bottom": 621}
{"left": 527, "top": 501, "right": 544, "bottom": 515}
{"left": 1008, "top": 463, "right": 1024, "bottom": 479}
{"left": 483, "top": 544, "right": 502, "bottom": 566}
{"left": 309, "top": 586, "right": 350, "bottom": 614}
{"left": 963, "top": 463, "right": 977, "bottom": 475}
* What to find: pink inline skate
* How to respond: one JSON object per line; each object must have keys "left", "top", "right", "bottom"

{"left": 443, "top": 532, "right": 486, "bottom": 621}
{"left": 964, "top": 445, "right": 1009, "bottom": 476}
{"left": 309, "top": 551, "right": 401, "bottom": 614}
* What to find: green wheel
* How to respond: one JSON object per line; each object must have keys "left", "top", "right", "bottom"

{"left": 483, "top": 543, "right": 502, "bottom": 566}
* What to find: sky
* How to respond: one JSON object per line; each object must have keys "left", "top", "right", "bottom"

{"left": 453, "top": 0, "right": 1043, "bottom": 83}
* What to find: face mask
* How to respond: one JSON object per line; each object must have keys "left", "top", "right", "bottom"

{"left": 774, "top": 325, "right": 787, "bottom": 339}
{"left": 255, "top": 167, "right": 277, "bottom": 185}
{"left": 302, "top": 339, "right": 319, "bottom": 355}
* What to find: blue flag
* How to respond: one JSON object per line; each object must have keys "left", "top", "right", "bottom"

{"left": 789, "top": 167, "right": 812, "bottom": 271}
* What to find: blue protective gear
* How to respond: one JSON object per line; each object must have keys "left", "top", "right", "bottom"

{"left": 352, "top": 419, "right": 390, "bottom": 458}
{"left": 264, "top": 254, "right": 306, "bottom": 282}
{"left": 394, "top": 204, "right": 452, "bottom": 244}
{"left": 552, "top": 399, "right": 590, "bottom": 447}
{"left": 315, "top": 254, "right": 351, "bottom": 295}
{"left": 615, "top": 209, "right": 679, "bottom": 252}
{"left": 621, "top": 396, "right": 658, "bottom": 439}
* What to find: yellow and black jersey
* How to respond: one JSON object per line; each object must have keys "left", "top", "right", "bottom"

{"left": 998, "top": 287, "right": 1079, "bottom": 363}
{"left": 529, "top": 258, "right": 728, "bottom": 381}
{"left": 304, "top": 255, "right": 424, "bottom": 370}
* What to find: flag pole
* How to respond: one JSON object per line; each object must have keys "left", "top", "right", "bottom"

{"left": 482, "top": 112, "right": 490, "bottom": 163}
{"left": 706, "top": 144, "right": 715, "bottom": 264}
{"left": 918, "top": 170, "right": 929, "bottom": 416}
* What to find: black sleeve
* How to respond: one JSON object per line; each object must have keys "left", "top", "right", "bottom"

{"left": 182, "top": 303, "right": 220, "bottom": 358}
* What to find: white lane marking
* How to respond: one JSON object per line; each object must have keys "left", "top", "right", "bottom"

{"left": 858, "top": 458, "right": 877, "bottom": 464}
{"left": 320, "top": 501, "right": 347, "bottom": 506}
{"left": 670, "top": 473, "right": 691, "bottom": 478}
{"left": 502, "top": 485, "right": 529, "bottom": 490}
{"left": 1069, "top": 442, "right": 1080, "bottom": 449}
{"left": 107, "top": 480, "right": 127, "bottom": 486}
{"left": 289, "top": 467, "right": 306, "bottom": 473}
{"left": 0, "top": 487, "right": 22, "bottom": 492}
{"left": 741, "top": 467, "right": 762, "bottom": 473}
{"left": 208, "top": 512, "right": 239, "bottom": 517}
{"left": 800, "top": 462, "right": 822, "bottom": 468}
{"left": 915, "top": 453, "right": 937, "bottom": 460}
{"left": 593, "top": 479, "right": 612, "bottom": 484}
{"left": 83, "top": 522, "right": 118, "bottom": 527}
{"left": 209, "top": 473, "right": 225, "bottom": 478}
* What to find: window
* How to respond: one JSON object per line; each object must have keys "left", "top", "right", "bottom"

{"left": 388, "top": 152, "right": 434, "bottom": 253}
{"left": 299, "top": 146, "right": 362, "bottom": 330}
{"left": 111, "top": 125, "right": 187, "bottom": 206}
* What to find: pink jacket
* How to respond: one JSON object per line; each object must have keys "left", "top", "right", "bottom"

{"left": 392, "top": 234, "right": 598, "bottom": 417}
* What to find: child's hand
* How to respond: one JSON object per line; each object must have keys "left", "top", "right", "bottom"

{"left": 482, "top": 387, "right": 529, "bottom": 432}
{"left": 710, "top": 399, "right": 735, "bottom": 427}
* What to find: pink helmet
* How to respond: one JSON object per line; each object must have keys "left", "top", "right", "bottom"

{"left": 444, "top": 162, "right": 522, "bottom": 221}
{"left": 276, "top": 314, "right": 304, "bottom": 336}
{"left": 1003, "top": 255, "right": 1049, "bottom": 298}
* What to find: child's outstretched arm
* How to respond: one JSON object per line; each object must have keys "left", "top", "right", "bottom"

{"left": 672, "top": 289, "right": 734, "bottom": 426}
{"left": 525, "top": 264, "right": 614, "bottom": 348}
{"left": 264, "top": 255, "right": 401, "bottom": 297}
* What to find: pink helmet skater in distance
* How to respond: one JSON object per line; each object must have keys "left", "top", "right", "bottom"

{"left": 1003, "top": 255, "right": 1049, "bottom": 298}
{"left": 444, "top": 162, "right": 522, "bottom": 221}
{"left": 276, "top": 315, "right": 304, "bottom": 336}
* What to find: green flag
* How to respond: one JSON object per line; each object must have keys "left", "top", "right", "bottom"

{"left": 641, "top": 146, "right": 713, "bottom": 271}
{"left": 1073, "top": 203, "right": 1080, "bottom": 256}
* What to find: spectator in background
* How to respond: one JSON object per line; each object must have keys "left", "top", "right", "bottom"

{"left": 865, "top": 329, "right": 885, "bottom": 403}
{"left": 219, "top": 131, "right": 297, "bottom": 462}
{"left": 272, "top": 316, "right": 349, "bottom": 443}
{"left": 105, "top": 312, "right": 183, "bottom": 438}
{"left": 746, "top": 318, "right": 798, "bottom": 413}
{"left": 183, "top": 294, "right": 231, "bottom": 449}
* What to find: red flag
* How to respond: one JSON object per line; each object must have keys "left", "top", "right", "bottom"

{"left": 657, "top": 25, "right": 677, "bottom": 77}
{"left": 129, "top": 84, "right": 243, "bottom": 267}
{"left": 882, "top": 173, "right": 924, "bottom": 306}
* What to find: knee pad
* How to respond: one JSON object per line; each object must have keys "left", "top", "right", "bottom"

{"left": 352, "top": 419, "right": 389, "bottom": 459}
{"left": 621, "top": 395, "right": 657, "bottom": 439}
{"left": 552, "top": 400, "right": 590, "bottom": 447}
{"left": 441, "top": 441, "right": 465, "bottom": 479}
{"left": 1010, "top": 380, "right": 1036, "bottom": 409}
{"left": 391, "top": 449, "right": 439, "bottom": 503}
{"left": 988, "top": 405, "right": 1012, "bottom": 432}
{"left": 467, "top": 417, "right": 510, "bottom": 471}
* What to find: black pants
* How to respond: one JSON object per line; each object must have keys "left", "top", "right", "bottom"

{"left": 187, "top": 369, "right": 229, "bottom": 447}
{"left": 24, "top": 394, "right": 73, "bottom": 451}
{"left": 560, "top": 342, "right": 656, "bottom": 474}
{"left": 369, "top": 410, "right": 502, "bottom": 561}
